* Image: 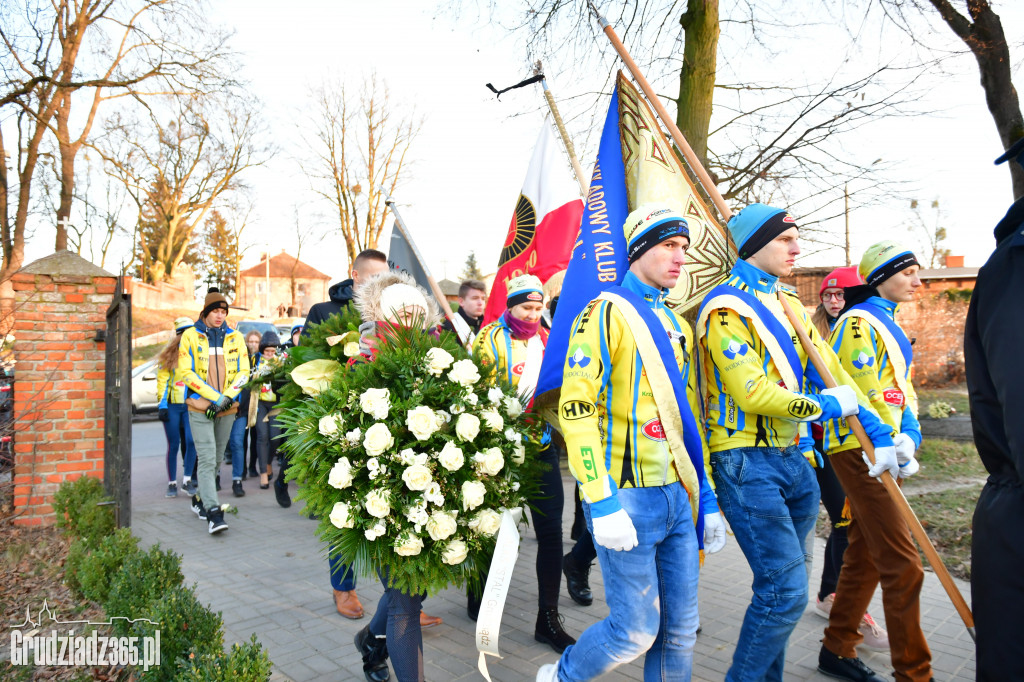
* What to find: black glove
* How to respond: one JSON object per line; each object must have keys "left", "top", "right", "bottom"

{"left": 158, "top": 408, "right": 169, "bottom": 422}
{"left": 205, "top": 395, "right": 233, "bottom": 419}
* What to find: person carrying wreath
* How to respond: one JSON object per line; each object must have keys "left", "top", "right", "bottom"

{"left": 537, "top": 205, "right": 726, "bottom": 682}
{"left": 695, "top": 204, "right": 897, "bottom": 682}
{"left": 818, "top": 240, "right": 930, "bottom": 682}
{"left": 472, "top": 273, "right": 575, "bottom": 654}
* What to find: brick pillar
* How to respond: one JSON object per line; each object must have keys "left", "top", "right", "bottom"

{"left": 11, "top": 251, "right": 116, "bottom": 526}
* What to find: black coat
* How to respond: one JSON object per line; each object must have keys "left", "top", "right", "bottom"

{"left": 304, "top": 279, "right": 355, "bottom": 334}
{"left": 966, "top": 196, "right": 1024, "bottom": 680}
{"left": 439, "top": 306, "right": 482, "bottom": 336}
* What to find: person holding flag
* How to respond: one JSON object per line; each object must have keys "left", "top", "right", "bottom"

{"left": 537, "top": 204, "right": 726, "bottom": 682}
{"left": 472, "top": 273, "right": 576, "bottom": 654}
{"left": 818, "top": 241, "right": 931, "bottom": 682}
{"left": 695, "top": 204, "right": 898, "bottom": 682}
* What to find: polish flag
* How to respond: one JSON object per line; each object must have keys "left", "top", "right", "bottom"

{"left": 483, "top": 118, "right": 585, "bottom": 324}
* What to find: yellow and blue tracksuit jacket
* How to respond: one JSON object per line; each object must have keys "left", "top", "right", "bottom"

{"left": 558, "top": 271, "right": 711, "bottom": 518}
{"left": 473, "top": 314, "right": 550, "bottom": 445}
{"left": 156, "top": 365, "right": 186, "bottom": 408}
{"left": 698, "top": 259, "right": 888, "bottom": 453}
{"left": 824, "top": 296, "right": 921, "bottom": 454}
{"left": 178, "top": 319, "right": 250, "bottom": 414}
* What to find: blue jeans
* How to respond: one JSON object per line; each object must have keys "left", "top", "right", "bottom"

{"left": 710, "top": 445, "right": 820, "bottom": 682}
{"left": 558, "top": 483, "right": 699, "bottom": 681}
{"left": 226, "top": 416, "right": 247, "bottom": 479}
{"left": 329, "top": 552, "right": 356, "bottom": 592}
{"left": 163, "top": 403, "right": 196, "bottom": 482}
{"left": 369, "top": 570, "right": 425, "bottom": 682}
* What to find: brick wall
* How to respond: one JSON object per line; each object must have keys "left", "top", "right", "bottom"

{"left": 10, "top": 251, "right": 115, "bottom": 525}
{"left": 897, "top": 295, "right": 969, "bottom": 386}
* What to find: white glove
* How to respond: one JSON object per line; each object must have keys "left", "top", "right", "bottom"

{"left": 703, "top": 512, "right": 727, "bottom": 554}
{"left": 893, "top": 433, "right": 916, "bottom": 465}
{"left": 898, "top": 455, "right": 920, "bottom": 478}
{"left": 821, "top": 385, "right": 858, "bottom": 418}
{"left": 591, "top": 508, "right": 638, "bottom": 552}
{"left": 863, "top": 446, "right": 900, "bottom": 481}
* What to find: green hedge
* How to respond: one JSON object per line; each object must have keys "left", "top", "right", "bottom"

{"left": 57, "top": 478, "right": 272, "bottom": 680}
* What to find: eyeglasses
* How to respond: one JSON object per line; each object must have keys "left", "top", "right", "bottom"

{"left": 821, "top": 292, "right": 844, "bottom": 302}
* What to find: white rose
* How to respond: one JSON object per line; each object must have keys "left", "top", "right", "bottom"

{"left": 447, "top": 359, "right": 481, "bottom": 387}
{"left": 394, "top": 533, "right": 424, "bottom": 556}
{"left": 424, "top": 481, "right": 445, "bottom": 506}
{"left": 327, "top": 457, "right": 353, "bottom": 489}
{"left": 346, "top": 428, "right": 362, "bottom": 445}
{"left": 397, "top": 448, "right": 417, "bottom": 465}
{"left": 474, "top": 447, "right": 504, "bottom": 476}
{"left": 318, "top": 415, "right": 340, "bottom": 438}
{"left": 464, "top": 391, "right": 479, "bottom": 406}
{"left": 469, "top": 509, "right": 502, "bottom": 536}
{"left": 503, "top": 395, "right": 524, "bottom": 418}
{"left": 455, "top": 413, "right": 480, "bottom": 442}
{"left": 504, "top": 428, "right": 519, "bottom": 442}
{"left": 360, "top": 388, "right": 391, "bottom": 420}
{"left": 437, "top": 441, "right": 465, "bottom": 471}
{"left": 450, "top": 403, "right": 465, "bottom": 415}
{"left": 344, "top": 342, "right": 361, "bottom": 357}
{"left": 425, "top": 347, "right": 455, "bottom": 376}
{"left": 401, "top": 463, "right": 433, "bottom": 491}
{"left": 480, "top": 407, "right": 504, "bottom": 432}
{"left": 461, "top": 480, "right": 486, "bottom": 511}
{"left": 329, "top": 501, "right": 355, "bottom": 529}
{"left": 363, "top": 423, "right": 394, "bottom": 458}
{"left": 442, "top": 539, "right": 469, "bottom": 565}
{"left": 406, "top": 405, "right": 439, "bottom": 441}
{"left": 511, "top": 442, "right": 526, "bottom": 465}
{"left": 364, "top": 489, "right": 391, "bottom": 518}
{"left": 425, "top": 510, "right": 458, "bottom": 541}
{"left": 487, "top": 387, "right": 504, "bottom": 404}
{"left": 364, "top": 520, "right": 386, "bottom": 541}
{"left": 434, "top": 409, "right": 451, "bottom": 428}
{"left": 406, "top": 504, "right": 429, "bottom": 526}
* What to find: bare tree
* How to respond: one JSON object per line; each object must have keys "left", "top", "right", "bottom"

{"left": 302, "top": 75, "right": 419, "bottom": 266}
{"left": 874, "top": 0, "right": 1023, "bottom": 200}
{"left": 907, "top": 198, "right": 951, "bottom": 268}
{"left": 0, "top": 0, "right": 232, "bottom": 301}
{"left": 99, "top": 94, "right": 267, "bottom": 284}
{"left": 288, "top": 204, "right": 315, "bottom": 313}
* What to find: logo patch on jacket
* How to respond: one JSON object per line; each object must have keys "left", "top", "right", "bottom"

{"left": 512, "top": 361, "right": 525, "bottom": 376}
{"left": 641, "top": 418, "right": 666, "bottom": 441}
{"left": 721, "top": 335, "right": 748, "bottom": 360}
{"left": 851, "top": 350, "right": 874, "bottom": 369}
{"left": 882, "top": 387, "right": 905, "bottom": 407}
{"left": 567, "top": 343, "right": 592, "bottom": 368}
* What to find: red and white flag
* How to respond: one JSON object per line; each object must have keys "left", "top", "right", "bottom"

{"left": 483, "top": 118, "right": 584, "bottom": 324}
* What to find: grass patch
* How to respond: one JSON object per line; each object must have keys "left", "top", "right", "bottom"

{"left": 909, "top": 483, "right": 982, "bottom": 581}
{"left": 917, "top": 386, "right": 970, "bottom": 416}
{"left": 904, "top": 438, "right": 987, "bottom": 489}
{"left": 133, "top": 341, "right": 165, "bottom": 367}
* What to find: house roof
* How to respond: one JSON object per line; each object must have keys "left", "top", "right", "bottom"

{"left": 239, "top": 251, "right": 331, "bottom": 280}
{"left": 918, "top": 267, "right": 978, "bottom": 280}
{"left": 437, "top": 278, "right": 461, "bottom": 297}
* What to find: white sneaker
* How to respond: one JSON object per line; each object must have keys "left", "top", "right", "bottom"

{"left": 814, "top": 593, "right": 834, "bottom": 619}
{"left": 858, "top": 612, "right": 890, "bottom": 652}
{"left": 536, "top": 662, "right": 559, "bottom": 682}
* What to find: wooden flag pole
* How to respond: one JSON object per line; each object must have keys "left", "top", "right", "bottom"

{"left": 534, "top": 61, "right": 590, "bottom": 196}
{"left": 777, "top": 293, "right": 976, "bottom": 639}
{"left": 382, "top": 191, "right": 463, "bottom": 341}
{"left": 588, "top": 4, "right": 732, "bottom": 221}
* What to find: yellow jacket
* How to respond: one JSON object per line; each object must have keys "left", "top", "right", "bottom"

{"left": 156, "top": 366, "right": 186, "bottom": 407}
{"left": 697, "top": 260, "right": 880, "bottom": 452}
{"left": 558, "top": 273, "right": 707, "bottom": 517}
{"left": 177, "top": 320, "right": 250, "bottom": 413}
{"left": 824, "top": 296, "right": 920, "bottom": 454}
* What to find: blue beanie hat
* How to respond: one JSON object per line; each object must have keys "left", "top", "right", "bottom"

{"left": 727, "top": 203, "right": 798, "bottom": 259}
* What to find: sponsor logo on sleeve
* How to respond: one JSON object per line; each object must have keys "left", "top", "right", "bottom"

{"left": 882, "top": 387, "right": 905, "bottom": 407}
{"left": 567, "top": 343, "right": 592, "bottom": 369}
{"left": 512, "top": 361, "right": 525, "bottom": 376}
{"left": 788, "top": 397, "right": 818, "bottom": 419}
{"left": 561, "top": 401, "right": 595, "bottom": 421}
{"left": 641, "top": 418, "right": 667, "bottom": 441}
{"left": 851, "top": 350, "right": 875, "bottom": 369}
{"left": 721, "top": 335, "right": 749, "bottom": 360}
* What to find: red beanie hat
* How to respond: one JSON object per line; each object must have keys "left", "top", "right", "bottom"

{"left": 818, "top": 266, "right": 862, "bottom": 299}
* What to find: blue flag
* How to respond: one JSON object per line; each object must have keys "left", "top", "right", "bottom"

{"left": 536, "top": 88, "right": 629, "bottom": 404}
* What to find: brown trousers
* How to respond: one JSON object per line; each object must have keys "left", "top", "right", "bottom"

{"left": 823, "top": 449, "right": 932, "bottom": 682}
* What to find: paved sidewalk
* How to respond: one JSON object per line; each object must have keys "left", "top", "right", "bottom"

{"left": 131, "top": 419, "right": 975, "bottom": 681}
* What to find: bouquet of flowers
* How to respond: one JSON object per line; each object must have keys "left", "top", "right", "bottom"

{"left": 278, "top": 323, "right": 543, "bottom": 595}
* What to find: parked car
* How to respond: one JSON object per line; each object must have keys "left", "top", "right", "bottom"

{"left": 131, "top": 359, "right": 160, "bottom": 414}
{"left": 234, "top": 319, "right": 279, "bottom": 340}
{"left": 273, "top": 317, "right": 306, "bottom": 341}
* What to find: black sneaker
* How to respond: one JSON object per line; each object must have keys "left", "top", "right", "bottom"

{"left": 354, "top": 625, "right": 389, "bottom": 682}
{"left": 232, "top": 480, "right": 245, "bottom": 497}
{"left": 190, "top": 495, "right": 207, "bottom": 520}
{"left": 817, "top": 646, "right": 887, "bottom": 681}
{"left": 248, "top": 464, "right": 259, "bottom": 478}
{"left": 274, "top": 478, "right": 291, "bottom": 508}
{"left": 183, "top": 479, "right": 197, "bottom": 496}
{"left": 207, "top": 508, "right": 229, "bottom": 534}
{"left": 165, "top": 482, "right": 178, "bottom": 498}
{"left": 562, "top": 552, "right": 593, "bottom": 606}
